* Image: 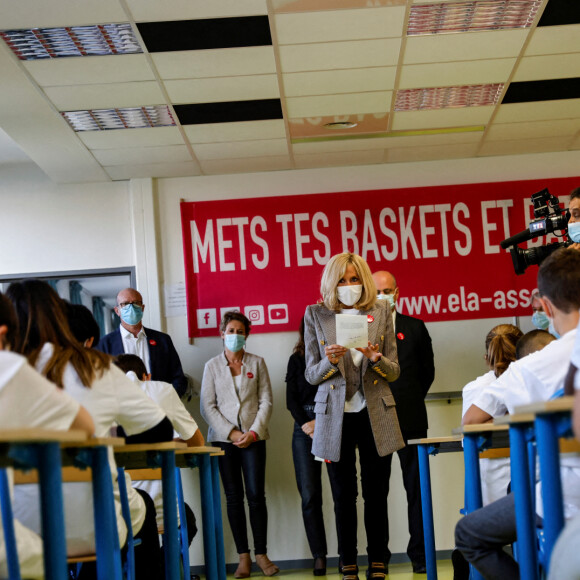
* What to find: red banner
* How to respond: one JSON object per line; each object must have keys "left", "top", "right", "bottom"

{"left": 180, "top": 177, "right": 579, "bottom": 338}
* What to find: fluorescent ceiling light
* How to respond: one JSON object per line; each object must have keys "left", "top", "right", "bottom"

{"left": 395, "top": 84, "right": 504, "bottom": 110}
{"left": 408, "top": 0, "right": 542, "bottom": 35}
{"left": 0, "top": 23, "right": 142, "bottom": 60}
{"left": 62, "top": 106, "right": 175, "bottom": 132}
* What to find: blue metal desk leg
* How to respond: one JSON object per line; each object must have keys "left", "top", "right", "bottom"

{"left": 462, "top": 435, "right": 484, "bottom": 580}
{"left": 211, "top": 455, "right": 226, "bottom": 580}
{"left": 535, "top": 414, "right": 565, "bottom": 574}
{"left": 161, "top": 451, "right": 180, "bottom": 580}
{"left": 37, "top": 442, "right": 68, "bottom": 580}
{"left": 417, "top": 445, "right": 437, "bottom": 580}
{"left": 198, "top": 454, "right": 219, "bottom": 580}
{"left": 0, "top": 468, "right": 21, "bottom": 580}
{"left": 509, "top": 425, "right": 539, "bottom": 580}
{"left": 91, "top": 447, "right": 123, "bottom": 580}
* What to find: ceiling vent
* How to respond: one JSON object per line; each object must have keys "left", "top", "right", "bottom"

{"left": 62, "top": 106, "right": 175, "bottom": 132}
{"left": 395, "top": 84, "right": 504, "bottom": 110}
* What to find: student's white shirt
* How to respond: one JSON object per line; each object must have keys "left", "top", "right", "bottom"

{"left": 462, "top": 369, "right": 511, "bottom": 505}
{"left": 0, "top": 351, "right": 80, "bottom": 579}
{"left": 14, "top": 343, "right": 166, "bottom": 556}
{"left": 571, "top": 314, "right": 580, "bottom": 390}
{"left": 462, "top": 370, "right": 495, "bottom": 418}
{"left": 125, "top": 371, "right": 199, "bottom": 526}
{"left": 473, "top": 328, "right": 577, "bottom": 417}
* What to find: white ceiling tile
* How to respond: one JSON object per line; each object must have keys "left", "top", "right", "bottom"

{"left": 513, "top": 54, "right": 580, "bottom": 82}
{"left": 283, "top": 67, "right": 396, "bottom": 97}
{"left": 525, "top": 25, "right": 580, "bottom": 56}
{"left": 479, "top": 137, "right": 570, "bottom": 157}
{"left": 385, "top": 130, "right": 483, "bottom": 148}
{"left": 105, "top": 161, "right": 201, "bottom": 180}
{"left": 79, "top": 126, "right": 184, "bottom": 149}
{"left": 184, "top": 120, "right": 286, "bottom": 143}
{"left": 152, "top": 47, "right": 276, "bottom": 79}
{"left": 200, "top": 155, "right": 292, "bottom": 174}
{"left": 164, "top": 75, "right": 279, "bottom": 104}
{"left": 193, "top": 138, "right": 289, "bottom": 160}
{"left": 274, "top": 6, "right": 406, "bottom": 45}
{"left": 286, "top": 92, "right": 390, "bottom": 117}
{"left": 45, "top": 81, "right": 164, "bottom": 110}
{"left": 386, "top": 143, "right": 479, "bottom": 163}
{"left": 293, "top": 137, "right": 392, "bottom": 154}
{"left": 486, "top": 119, "right": 580, "bottom": 141}
{"left": 24, "top": 55, "right": 154, "bottom": 86}
{"left": 403, "top": 30, "right": 528, "bottom": 64}
{"left": 279, "top": 38, "right": 402, "bottom": 73}
{"left": 93, "top": 145, "right": 192, "bottom": 166}
{"left": 391, "top": 107, "right": 494, "bottom": 130}
{"left": 399, "top": 59, "right": 516, "bottom": 89}
{"left": 0, "top": 0, "right": 127, "bottom": 28}
{"left": 494, "top": 99, "right": 580, "bottom": 123}
{"left": 125, "top": 0, "right": 267, "bottom": 21}
{"left": 294, "top": 149, "right": 384, "bottom": 169}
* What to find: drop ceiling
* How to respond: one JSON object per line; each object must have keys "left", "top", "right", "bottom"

{"left": 0, "top": 0, "right": 578, "bottom": 183}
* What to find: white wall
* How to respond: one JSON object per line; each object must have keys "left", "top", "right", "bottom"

{"left": 1, "top": 150, "right": 579, "bottom": 569}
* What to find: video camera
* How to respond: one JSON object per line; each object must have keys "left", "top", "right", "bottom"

{"left": 500, "top": 188, "right": 571, "bottom": 275}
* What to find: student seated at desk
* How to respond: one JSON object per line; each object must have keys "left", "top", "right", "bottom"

{"left": 0, "top": 292, "right": 95, "bottom": 579}
{"left": 461, "top": 324, "right": 523, "bottom": 506}
{"left": 6, "top": 280, "right": 174, "bottom": 580}
{"left": 457, "top": 248, "right": 580, "bottom": 579}
{"left": 114, "top": 353, "right": 204, "bottom": 546}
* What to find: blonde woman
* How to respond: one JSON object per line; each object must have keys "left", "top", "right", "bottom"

{"left": 304, "top": 253, "right": 403, "bottom": 580}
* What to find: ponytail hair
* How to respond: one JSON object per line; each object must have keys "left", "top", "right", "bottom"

{"left": 485, "top": 324, "right": 524, "bottom": 377}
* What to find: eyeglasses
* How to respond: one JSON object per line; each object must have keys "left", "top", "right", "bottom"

{"left": 118, "top": 301, "right": 143, "bottom": 308}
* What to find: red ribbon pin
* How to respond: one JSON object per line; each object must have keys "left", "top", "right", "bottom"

{"left": 397, "top": 332, "right": 404, "bottom": 340}
{"left": 149, "top": 339, "right": 157, "bottom": 346}
{"left": 367, "top": 315, "right": 374, "bottom": 323}
{"left": 247, "top": 372, "right": 254, "bottom": 379}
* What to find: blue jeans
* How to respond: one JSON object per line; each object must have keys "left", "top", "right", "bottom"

{"left": 214, "top": 440, "right": 268, "bottom": 555}
{"left": 292, "top": 418, "right": 327, "bottom": 559}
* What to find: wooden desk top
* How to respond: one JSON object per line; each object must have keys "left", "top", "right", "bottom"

{"left": 514, "top": 396, "right": 574, "bottom": 416}
{"left": 113, "top": 441, "right": 187, "bottom": 453}
{"left": 0, "top": 429, "right": 89, "bottom": 444}
{"left": 453, "top": 423, "right": 509, "bottom": 434}
{"left": 408, "top": 435, "right": 463, "bottom": 445}
{"left": 174, "top": 446, "right": 225, "bottom": 456}
{"left": 494, "top": 413, "right": 536, "bottom": 425}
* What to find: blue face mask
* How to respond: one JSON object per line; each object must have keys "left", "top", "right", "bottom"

{"left": 224, "top": 334, "right": 246, "bottom": 352}
{"left": 532, "top": 311, "right": 550, "bottom": 330}
{"left": 120, "top": 304, "right": 143, "bottom": 326}
{"left": 568, "top": 221, "right": 580, "bottom": 243}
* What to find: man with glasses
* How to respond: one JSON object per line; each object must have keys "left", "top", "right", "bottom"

{"left": 97, "top": 288, "right": 188, "bottom": 397}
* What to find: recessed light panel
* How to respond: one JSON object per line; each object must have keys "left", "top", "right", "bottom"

{"left": 407, "top": 0, "right": 542, "bottom": 35}
{"left": 395, "top": 84, "right": 504, "bottom": 110}
{"left": 62, "top": 106, "right": 175, "bottom": 132}
{"left": 0, "top": 23, "right": 142, "bottom": 60}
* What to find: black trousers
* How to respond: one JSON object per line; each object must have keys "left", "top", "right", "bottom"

{"left": 384, "top": 430, "right": 426, "bottom": 565}
{"left": 326, "top": 408, "right": 391, "bottom": 567}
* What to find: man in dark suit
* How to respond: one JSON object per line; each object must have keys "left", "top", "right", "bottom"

{"left": 372, "top": 271, "right": 435, "bottom": 575}
{"left": 97, "top": 287, "right": 188, "bottom": 397}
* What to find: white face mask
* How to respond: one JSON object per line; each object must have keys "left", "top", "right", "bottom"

{"left": 337, "top": 284, "right": 363, "bottom": 307}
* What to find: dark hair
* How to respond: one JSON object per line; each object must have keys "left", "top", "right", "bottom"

{"left": 6, "top": 279, "right": 110, "bottom": 388}
{"left": 485, "top": 324, "right": 523, "bottom": 377}
{"left": 516, "top": 329, "right": 556, "bottom": 360}
{"left": 114, "top": 353, "right": 147, "bottom": 378}
{"left": 65, "top": 302, "right": 100, "bottom": 345}
{"left": 0, "top": 293, "right": 19, "bottom": 348}
{"left": 293, "top": 317, "right": 305, "bottom": 357}
{"left": 570, "top": 187, "right": 580, "bottom": 202}
{"left": 219, "top": 311, "right": 251, "bottom": 336}
{"left": 537, "top": 248, "right": 580, "bottom": 313}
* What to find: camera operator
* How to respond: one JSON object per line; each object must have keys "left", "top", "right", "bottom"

{"left": 567, "top": 187, "right": 580, "bottom": 250}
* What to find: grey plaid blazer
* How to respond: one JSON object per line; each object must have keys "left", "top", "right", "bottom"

{"left": 304, "top": 300, "right": 404, "bottom": 462}
{"left": 200, "top": 351, "right": 272, "bottom": 443}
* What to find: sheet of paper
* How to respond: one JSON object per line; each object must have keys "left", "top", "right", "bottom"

{"left": 335, "top": 314, "right": 368, "bottom": 349}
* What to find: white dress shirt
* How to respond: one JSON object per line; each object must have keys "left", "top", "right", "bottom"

{"left": 120, "top": 324, "right": 150, "bottom": 373}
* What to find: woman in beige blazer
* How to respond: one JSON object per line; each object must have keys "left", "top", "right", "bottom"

{"left": 200, "top": 311, "right": 278, "bottom": 578}
{"left": 304, "top": 253, "right": 404, "bottom": 580}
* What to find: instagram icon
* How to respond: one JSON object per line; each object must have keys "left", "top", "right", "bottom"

{"left": 244, "top": 305, "right": 265, "bottom": 325}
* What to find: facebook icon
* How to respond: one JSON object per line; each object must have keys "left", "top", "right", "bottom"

{"left": 197, "top": 308, "right": 217, "bottom": 329}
